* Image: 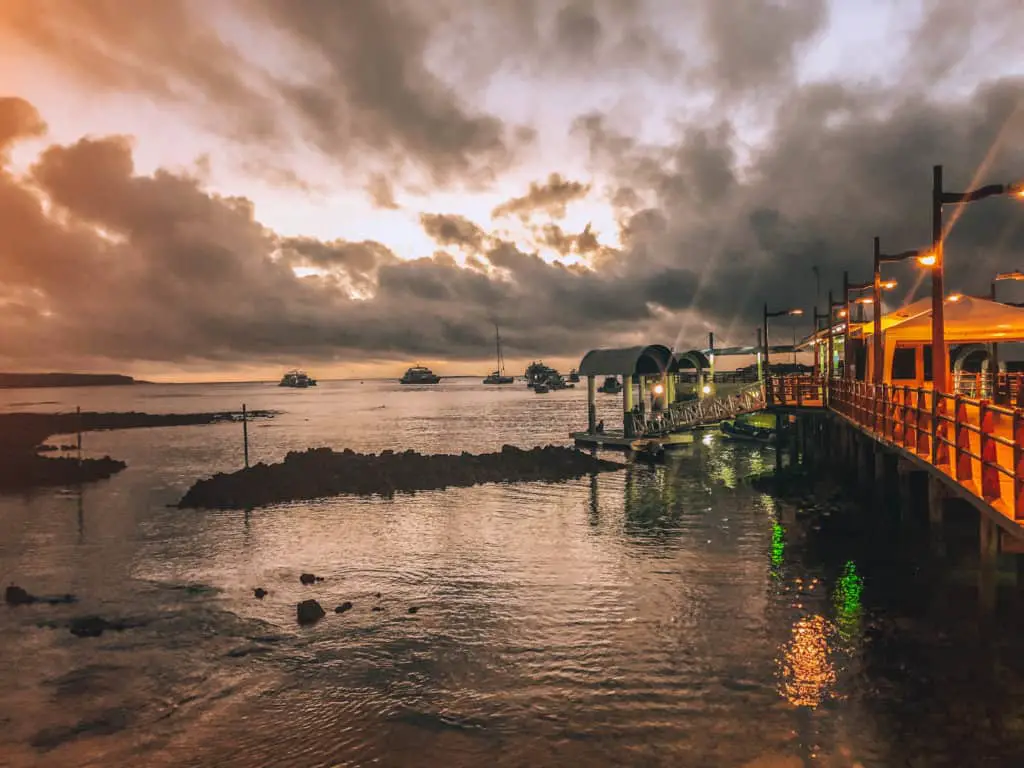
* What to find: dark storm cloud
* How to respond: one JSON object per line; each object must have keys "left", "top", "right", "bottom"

{"left": 419, "top": 213, "right": 489, "bottom": 251}
{"left": 492, "top": 173, "right": 591, "bottom": 220}
{"left": 579, "top": 76, "right": 1024, "bottom": 344}
{"left": 904, "top": 0, "right": 1024, "bottom": 86}
{"left": 0, "top": 98, "right": 691, "bottom": 369}
{"left": 1, "top": 0, "right": 526, "bottom": 186}
{"left": 697, "top": 0, "right": 828, "bottom": 95}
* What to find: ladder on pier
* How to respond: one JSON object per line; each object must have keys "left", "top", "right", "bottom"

{"left": 663, "top": 382, "right": 765, "bottom": 431}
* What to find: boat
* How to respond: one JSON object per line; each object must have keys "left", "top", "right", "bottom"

{"left": 279, "top": 369, "right": 317, "bottom": 388}
{"left": 629, "top": 439, "right": 666, "bottom": 463}
{"left": 534, "top": 383, "right": 550, "bottom": 393}
{"left": 568, "top": 368, "right": 580, "bottom": 383}
{"left": 525, "top": 361, "right": 552, "bottom": 388}
{"left": 719, "top": 413, "right": 776, "bottom": 443}
{"left": 598, "top": 376, "right": 622, "bottom": 394}
{"left": 400, "top": 365, "right": 442, "bottom": 384}
{"left": 483, "top": 325, "right": 514, "bottom": 385}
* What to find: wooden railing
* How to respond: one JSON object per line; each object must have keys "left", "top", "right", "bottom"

{"left": 828, "top": 379, "right": 1024, "bottom": 522}
{"left": 765, "top": 375, "right": 824, "bottom": 408}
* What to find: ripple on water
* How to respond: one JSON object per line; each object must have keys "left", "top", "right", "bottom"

{"left": 5, "top": 382, "right": 1021, "bottom": 765}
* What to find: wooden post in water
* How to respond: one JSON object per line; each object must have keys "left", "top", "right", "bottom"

{"left": 623, "top": 376, "right": 634, "bottom": 438}
{"left": 774, "top": 413, "right": 783, "bottom": 471}
{"left": 76, "top": 405, "right": 82, "bottom": 466}
{"left": 242, "top": 403, "right": 249, "bottom": 469}
{"left": 587, "top": 376, "right": 597, "bottom": 434}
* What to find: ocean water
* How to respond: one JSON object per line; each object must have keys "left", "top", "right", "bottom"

{"left": 1, "top": 379, "right": 1023, "bottom": 767}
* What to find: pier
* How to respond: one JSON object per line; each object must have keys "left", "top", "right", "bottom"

{"left": 570, "top": 291, "right": 1024, "bottom": 580}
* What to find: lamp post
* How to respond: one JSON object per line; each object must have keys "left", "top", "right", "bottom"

{"left": 872, "top": 236, "right": 924, "bottom": 384}
{"left": 813, "top": 304, "right": 828, "bottom": 378}
{"left": 931, "top": 165, "right": 1024, "bottom": 393}
{"left": 842, "top": 273, "right": 872, "bottom": 379}
{"left": 763, "top": 303, "right": 804, "bottom": 380}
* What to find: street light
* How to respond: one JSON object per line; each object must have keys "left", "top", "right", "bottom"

{"left": 991, "top": 270, "right": 1024, "bottom": 300}
{"left": 872, "top": 236, "right": 930, "bottom": 384}
{"left": 930, "top": 166, "right": 1024, "bottom": 393}
{"left": 842, "top": 271, "right": 872, "bottom": 378}
{"left": 763, "top": 303, "right": 804, "bottom": 381}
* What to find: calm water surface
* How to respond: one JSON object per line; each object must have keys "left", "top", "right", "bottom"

{"left": 2, "top": 379, "right": 1023, "bottom": 767}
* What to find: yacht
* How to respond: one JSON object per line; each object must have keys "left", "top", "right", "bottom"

{"left": 400, "top": 365, "right": 442, "bottom": 384}
{"left": 568, "top": 368, "right": 580, "bottom": 383}
{"left": 483, "top": 325, "right": 514, "bottom": 385}
{"left": 279, "top": 370, "right": 317, "bottom": 388}
{"left": 598, "top": 376, "right": 622, "bottom": 394}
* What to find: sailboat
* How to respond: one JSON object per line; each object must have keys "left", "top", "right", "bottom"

{"left": 483, "top": 325, "right": 514, "bottom": 384}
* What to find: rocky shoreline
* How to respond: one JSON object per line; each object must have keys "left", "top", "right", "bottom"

{"left": 178, "top": 444, "right": 624, "bottom": 509}
{"left": 0, "top": 410, "right": 274, "bottom": 492}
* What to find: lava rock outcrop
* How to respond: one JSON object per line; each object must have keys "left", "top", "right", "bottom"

{"left": 178, "top": 444, "right": 623, "bottom": 509}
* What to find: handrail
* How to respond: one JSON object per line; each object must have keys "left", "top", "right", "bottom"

{"left": 664, "top": 381, "right": 765, "bottom": 431}
{"left": 827, "top": 378, "right": 1024, "bottom": 522}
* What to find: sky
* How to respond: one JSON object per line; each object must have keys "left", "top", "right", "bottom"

{"left": 0, "top": 0, "right": 1023, "bottom": 382}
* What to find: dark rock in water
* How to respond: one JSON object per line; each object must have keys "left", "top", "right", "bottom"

{"left": 335, "top": 601, "right": 353, "bottom": 614}
{"left": 5, "top": 585, "right": 36, "bottom": 605}
{"left": 297, "top": 599, "right": 325, "bottom": 625}
{"left": 371, "top": 606, "right": 384, "bottom": 612}
{"left": 177, "top": 444, "right": 625, "bottom": 509}
{"left": 253, "top": 588, "right": 268, "bottom": 599}
{"left": 68, "top": 616, "right": 131, "bottom": 638}
{"left": 299, "top": 573, "right": 319, "bottom": 585}
{"left": 408, "top": 606, "right": 419, "bottom": 614}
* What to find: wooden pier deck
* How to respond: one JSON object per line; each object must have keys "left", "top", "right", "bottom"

{"left": 763, "top": 374, "right": 1024, "bottom": 540}
{"left": 572, "top": 430, "right": 695, "bottom": 451}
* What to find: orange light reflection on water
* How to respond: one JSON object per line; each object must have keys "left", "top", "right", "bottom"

{"left": 778, "top": 614, "right": 836, "bottom": 708}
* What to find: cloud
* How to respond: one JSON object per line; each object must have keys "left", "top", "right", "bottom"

{"left": 696, "top": 0, "right": 828, "bottom": 95}
{"left": 2, "top": 1, "right": 1024, "bottom": 376}
{"left": 419, "top": 213, "right": 489, "bottom": 251}
{"left": 491, "top": 173, "right": 591, "bottom": 220}
{"left": 1, "top": 0, "right": 529, "bottom": 186}
{"left": 365, "top": 174, "right": 400, "bottom": 210}
{"left": 535, "top": 222, "right": 601, "bottom": 257}
{"left": 0, "top": 96, "right": 47, "bottom": 154}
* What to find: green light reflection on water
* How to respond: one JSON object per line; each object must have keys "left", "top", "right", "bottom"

{"left": 833, "top": 560, "right": 864, "bottom": 644}
{"left": 770, "top": 519, "right": 785, "bottom": 571}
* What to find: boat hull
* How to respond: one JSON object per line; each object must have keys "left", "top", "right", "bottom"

{"left": 400, "top": 377, "right": 441, "bottom": 384}
{"left": 483, "top": 376, "right": 514, "bottom": 385}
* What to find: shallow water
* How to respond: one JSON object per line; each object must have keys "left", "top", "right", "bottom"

{"left": 2, "top": 379, "right": 1024, "bottom": 767}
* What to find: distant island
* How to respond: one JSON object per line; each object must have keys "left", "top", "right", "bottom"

{"left": 0, "top": 373, "right": 145, "bottom": 389}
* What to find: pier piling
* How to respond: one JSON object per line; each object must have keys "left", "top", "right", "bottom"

{"left": 242, "top": 403, "right": 249, "bottom": 469}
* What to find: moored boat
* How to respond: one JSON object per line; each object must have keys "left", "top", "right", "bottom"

{"left": 400, "top": 366, "right": 442, "bottom": 384}
{"left": 483, "top": 325, "right": 514, "bottom": 384}
{"left": 598, "top": 376, "right": 622, "bottom": 394}
{"left": 719, "top": 413, "right": 776, "bottom": 443}
{"left": 279, "top": 370, "right": 317, "bottom": 388}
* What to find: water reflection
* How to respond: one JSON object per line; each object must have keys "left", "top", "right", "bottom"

{"left": 778, "top": 614, "right": 837, "bottom": 708}
{"left": 3, "top": 380, "right": 1024, "bottom": 764}
{"left": 832, "top": 561, "right": 864, "bottom": 647}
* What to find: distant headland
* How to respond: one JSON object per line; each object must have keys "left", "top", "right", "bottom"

{"left": 0, "top": 373, "right": 146, "bottom": 389}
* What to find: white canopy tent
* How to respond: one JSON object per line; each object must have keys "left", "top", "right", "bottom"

{"left": 877, "top": 296, "right": 1024, "bottom": 384}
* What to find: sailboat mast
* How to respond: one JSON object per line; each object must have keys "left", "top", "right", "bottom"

{"left": 495, "top": 324, "right": 503, "bottom": 375}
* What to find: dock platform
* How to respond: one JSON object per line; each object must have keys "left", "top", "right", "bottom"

{"left": 572, "top": 430, "right": 695, "bottom": 451}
